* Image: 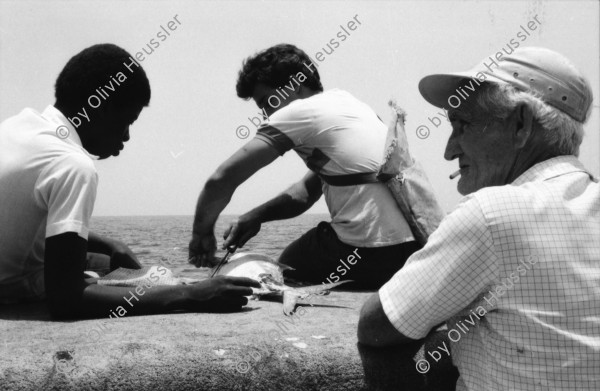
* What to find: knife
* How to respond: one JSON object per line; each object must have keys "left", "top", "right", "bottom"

{"left": 210, "top": 245, "right": 237, "bottom": 278}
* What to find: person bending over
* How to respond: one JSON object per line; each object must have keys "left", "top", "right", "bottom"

{"left": 189, "top": 44, "right": 424, "bottom": 288}
{"left": 0, "top": 44, "right": 259, "bottom": 319}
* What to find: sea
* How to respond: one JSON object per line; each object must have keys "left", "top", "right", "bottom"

{"left": 90, "top": 214, "right": 329, "bottom": 278}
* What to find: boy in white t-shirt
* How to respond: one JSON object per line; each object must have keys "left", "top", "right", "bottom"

{"left": 0, "top": 44, "right": 259, "bottom": 318}
{"left": 189, "top": 44, "right": 422, "bottom": 288}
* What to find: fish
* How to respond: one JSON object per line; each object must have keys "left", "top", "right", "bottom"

{"left": 214, "top": 252, "right": 351, "bottom": 315}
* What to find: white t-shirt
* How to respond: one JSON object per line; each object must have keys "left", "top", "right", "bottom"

{"left": 0, "top": 106, "right": 98, "bottom": 302}
{"left": 255, "top": 89, "right": 414, "bottom": 247}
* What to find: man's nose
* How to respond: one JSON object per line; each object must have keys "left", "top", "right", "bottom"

{"left": 444, "top": 128, "right": 462, "bottom": 161}
{"left": 123, "top": 128, "right": 130, "bottom": 142}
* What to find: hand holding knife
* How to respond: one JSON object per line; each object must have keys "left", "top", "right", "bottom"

{"left": 210, "top": 245, "right": 237, "bottom": 278}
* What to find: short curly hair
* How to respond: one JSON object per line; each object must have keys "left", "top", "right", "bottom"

{"left": 473, "top": 82, "right": 587, "bottom": 156}
{"left": 236, "top": 44, "right": 323, "bottom": 99}
{"left": 55, "top": 43, "right": 151, "bottom": 112}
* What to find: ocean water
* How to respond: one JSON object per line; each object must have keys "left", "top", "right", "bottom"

{"left": 90, "top": 214, "right": 329, "bottom": 278}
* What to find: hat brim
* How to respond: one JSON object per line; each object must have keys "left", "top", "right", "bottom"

{"left": 418, "top": 71, "right": 508, "bottom": 109}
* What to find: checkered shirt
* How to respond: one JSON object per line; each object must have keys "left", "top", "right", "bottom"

{"left": 379, "top": 155, "right": 600, "bottom": 390}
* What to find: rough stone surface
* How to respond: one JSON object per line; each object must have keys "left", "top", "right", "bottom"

{"left": 1, "top": 289, "right": 459, "bottom": 391}
{"left": 1, "top": 290, "right": 372, "bottom": 391}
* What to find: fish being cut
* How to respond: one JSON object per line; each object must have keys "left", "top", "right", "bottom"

{"left": 214, "top": 252, "right": 350, "bottom": 315}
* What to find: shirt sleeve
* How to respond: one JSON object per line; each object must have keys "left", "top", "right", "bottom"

{"left": 254, "top": 101, "right": 314, "bottom": 155}
{"left": 34, "top": 153, "right": 98, "bottom": 240}
{"left": 378, "top": 194, "right": 499, "bottom": 339}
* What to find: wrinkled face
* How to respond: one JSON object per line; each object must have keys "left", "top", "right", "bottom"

{"left": 82, "top": 105, "right": 142, "bottom": 159}
{"left": 444, "top": 105, "right": 520, "bottom": 195}
{"left": 251, "top": 83, "right": 302, "bottom": 118}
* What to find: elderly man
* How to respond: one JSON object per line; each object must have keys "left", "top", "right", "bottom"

{"left": 358, "top": 47, "right": 599, "bottom": 390}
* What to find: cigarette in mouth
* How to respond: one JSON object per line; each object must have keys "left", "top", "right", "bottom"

{"left": 449, "top": 169, "right": 461, "bottom": 180}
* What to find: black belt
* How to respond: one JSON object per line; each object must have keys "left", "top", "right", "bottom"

{"left": 318, "top": 172, "right": 380, "bottom": 186}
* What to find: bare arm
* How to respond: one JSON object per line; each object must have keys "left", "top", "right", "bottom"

{"left": 357, "top": 293, "right": 417, "bottom": 347}
{"left": 222, "top": 170, "right": 323, "bottom": 249}
{"left": 189, "top": 139, "right": 280, "bottom": 265}
{"left": 45, "top": 233, "right": 259, "bottom": 319}
{"left": 248, "top": 170, "right": 322, "bottom": 223}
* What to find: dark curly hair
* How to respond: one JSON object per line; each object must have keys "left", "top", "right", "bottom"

{"left": 55, "top": 43, "right": 151, "bottom": 112}
{"left": 236, "top": 44, "right": 323, "bottom": 99}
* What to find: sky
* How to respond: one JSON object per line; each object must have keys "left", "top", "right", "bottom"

{"left": 1, "top": 0, "right": 598, "bottom": 216}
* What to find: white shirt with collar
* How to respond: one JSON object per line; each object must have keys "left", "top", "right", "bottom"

{"left": 379, "top": 155, "right": 600, "bottom": 390}
{"left": 0, "top": 105, "right": 98, "bottom": 302}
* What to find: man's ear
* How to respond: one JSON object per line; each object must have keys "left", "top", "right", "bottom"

{"left": 512, "top": 102, "right": 535, "bottom": 149}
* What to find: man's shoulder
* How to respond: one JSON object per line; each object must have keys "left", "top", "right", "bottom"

{"left": 3, "top": 107, "right": 41, "bottom": 120}
{"left": 302, "top": 88, "right": 357, "bottom": 107}
{"left": 48, "top": 152, "right": 97, "bottom": 177}
{"left": 444, "top": 187, "right": 529, "bottom": 228}
{"left": 33, "top": 150, "right": 98, "bottom": 193}
{"left": 470, "top": 185, "right": 532, "bottom": 211}
{"left": 0, "top": 107, "right": 44, "bottom": 131}
{"left": 465, "top": 184, "right": 551, "bottom": 233}
{"left": 474, "top": 183, "right": 528, "bottom": 198}
{"left": 275, "top": 89, "right": 357, "bottom": 115}
{"left": 34, "top": 152, "right": 98, "bottom": 205}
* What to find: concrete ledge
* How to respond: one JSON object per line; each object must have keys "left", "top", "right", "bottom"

{"left": 1, "top": 290, "right": 457, "bottom": 390}
{"left": 1, "top": 291, "right": 369, "bottom": 391}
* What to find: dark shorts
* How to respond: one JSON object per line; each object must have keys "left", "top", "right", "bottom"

{"left": 278, "top": 221, "right": 422, "bottom": 289}
{"left": 84, "top": 253, "right": 112, "bottom": 276}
